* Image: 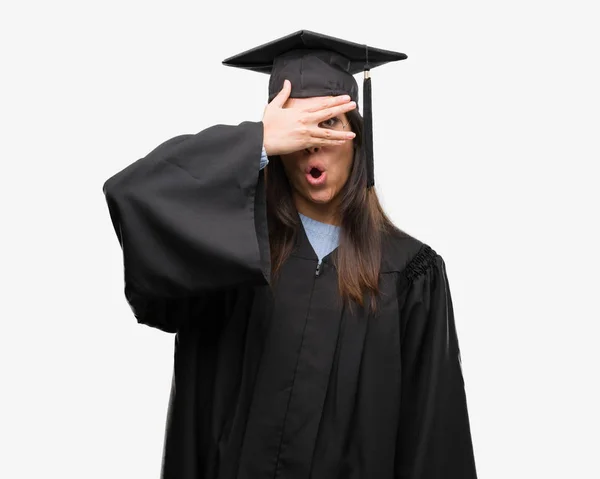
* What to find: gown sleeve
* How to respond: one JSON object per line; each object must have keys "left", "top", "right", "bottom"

{"left": 102, "top": 121, "right": 271, "bottom": 333}
{"left": 396, "top": 245, "right": 478, "bottom": 478}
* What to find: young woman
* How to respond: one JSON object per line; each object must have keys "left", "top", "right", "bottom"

{"left": 103, "top": 30, "right": 478, "bottom": 479}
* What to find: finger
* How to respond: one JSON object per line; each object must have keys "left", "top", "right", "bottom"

{"left": 309, "top": 138, "right": 350, "bottom": 148}
{"left": 310, "top": 127, "right": 356, "bottom": 141}
{"left": 303, "top": 94, "right": 352, "bottom": 113}
{"left": 270, "top": 79, "right": 291, "bottom": 108}
{"left": 310, "top": 101, "right": 357, "bottom": 122}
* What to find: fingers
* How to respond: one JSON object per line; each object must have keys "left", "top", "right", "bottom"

{"left": 269, "top": 79, "right": 291, "bottom": 108}
{"left": 304, "top": 94, "right": 352, "bottom": 113}
{"left": 310, "top": 101, "right": 357, "bottom": 122}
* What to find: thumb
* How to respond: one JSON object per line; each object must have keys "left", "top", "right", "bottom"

{"left": 270, "top": 79, "right": 291, "bottom": 108}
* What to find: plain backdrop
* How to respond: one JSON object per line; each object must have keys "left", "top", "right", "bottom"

{"left": 1, "top": 1, "right": 599, "bottom": 478}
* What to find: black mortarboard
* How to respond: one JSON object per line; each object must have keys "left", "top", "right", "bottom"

{"left": 222, "top": 30, "right": 407, "bottom": 189}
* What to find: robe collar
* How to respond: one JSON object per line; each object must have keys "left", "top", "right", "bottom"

{"left": 291, "top": 210, "right": 339, "bottom": 265}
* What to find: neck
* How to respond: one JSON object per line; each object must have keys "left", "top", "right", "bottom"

{"left": 293, "top": 191, "right": 341, "bottom": 226}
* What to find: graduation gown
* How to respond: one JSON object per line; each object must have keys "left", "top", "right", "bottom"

{"left": 103, "top": 121, "right": 478, "bottom": 479}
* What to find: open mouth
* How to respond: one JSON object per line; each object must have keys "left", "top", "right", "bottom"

{"left": 305, "top": 166, "right": 327, "bottom": 186}
{"left": 309, "top": 167, "right": 323, "bottom": 178}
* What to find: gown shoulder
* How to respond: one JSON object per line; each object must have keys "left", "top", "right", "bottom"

{"left": 380, "top": 224, "right": 440, "bottom": 280}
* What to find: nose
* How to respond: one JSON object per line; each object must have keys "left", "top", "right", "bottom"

{"left": 305, "top": 146, "right": 320, "bottom": 154}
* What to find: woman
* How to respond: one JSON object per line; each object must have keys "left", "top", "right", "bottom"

{"left": 103, "top": 31, "right": 477, "bottom": 479}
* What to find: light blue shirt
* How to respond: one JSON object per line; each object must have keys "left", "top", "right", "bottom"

{"left": 260, "top": 146, "right": 269, "bottom": 170}
{"left": 298, "top": 213, "right": 340, "bottom": 265}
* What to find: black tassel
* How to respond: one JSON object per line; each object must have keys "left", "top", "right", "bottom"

{"left": 363, "top": 71, "right": 374, "bottom": 188}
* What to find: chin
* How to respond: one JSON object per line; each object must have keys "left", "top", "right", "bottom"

{"left": 305, "top": 188, "right": 335, "bottom": 204}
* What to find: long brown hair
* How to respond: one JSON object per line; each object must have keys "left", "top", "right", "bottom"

{"left": 264, "top": 108, "right": 402, "bottom": 315}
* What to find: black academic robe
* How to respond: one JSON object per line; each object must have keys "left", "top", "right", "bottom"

{"left": 103, "top": 121, "right": 478, "bottom": 479}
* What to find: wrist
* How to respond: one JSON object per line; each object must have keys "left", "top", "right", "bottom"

{"left": 262, "top": 123, "right": 270, "bottom": 156}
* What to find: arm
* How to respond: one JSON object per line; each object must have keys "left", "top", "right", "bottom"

{"left": 396, "top": 245, "right": 477, "bottom": 478}
{"left": 103, "top": 121, "right": 271, "bottom": 332}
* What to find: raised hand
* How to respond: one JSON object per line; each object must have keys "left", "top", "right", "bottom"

{"left": 262, "top": 79, "right": 357, "bottom": 156}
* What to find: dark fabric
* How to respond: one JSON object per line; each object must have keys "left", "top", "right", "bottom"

{"left": 222, "top": 29, "right": 407, "bottom": 77}
{"left": 268, "top": 49, "right": 360, "bottom": 104}
{"left": 103, "top": 121, "right": 271, "bottom": 332}
{"left": 103, "top": 121, "right": 477, "bottom": 479}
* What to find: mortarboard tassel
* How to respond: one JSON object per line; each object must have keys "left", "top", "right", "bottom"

{"left": 363, "top": 46, "right": 374, "bottom": 189}
{"left": 364, "top": 70, "right": 374, "bottom": 188}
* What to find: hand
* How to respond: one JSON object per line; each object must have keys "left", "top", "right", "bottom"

{"left": 262, "top": 79, "right": 357, "bottom": 156}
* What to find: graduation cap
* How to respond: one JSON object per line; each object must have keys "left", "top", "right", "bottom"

{"left": 222, "top": 30, "right": 407, "bottom": 189}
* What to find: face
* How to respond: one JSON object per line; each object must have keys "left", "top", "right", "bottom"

{"left": 280, "top": 96, "right": 355, "bottom": 217}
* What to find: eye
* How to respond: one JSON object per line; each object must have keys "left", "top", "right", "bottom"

{"left": 320, "top": 117, "right": 340, "bottom": 128}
